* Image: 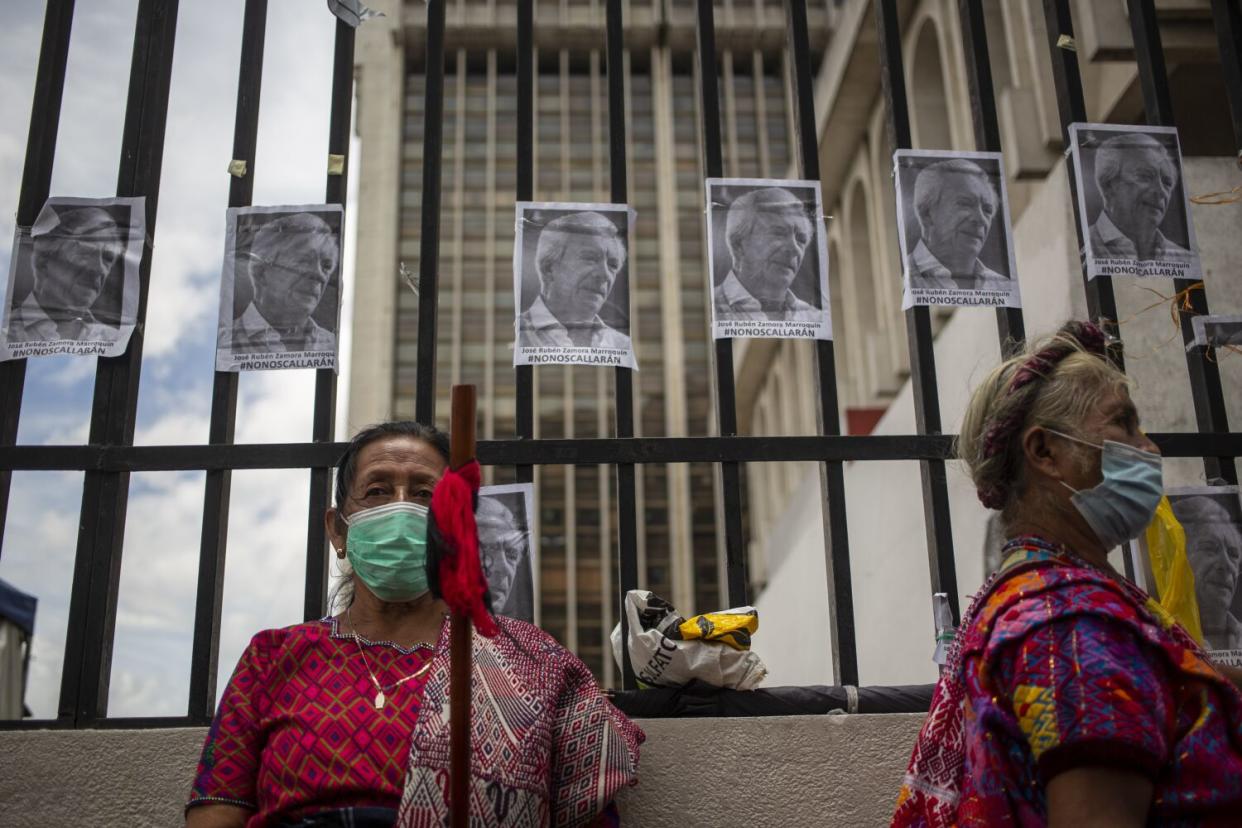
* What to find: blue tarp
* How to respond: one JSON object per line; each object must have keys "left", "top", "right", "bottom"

{"left": 0, "top": 579, "right": 36, "bottom": 638}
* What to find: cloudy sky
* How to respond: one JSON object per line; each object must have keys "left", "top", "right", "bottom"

{"left": 0, "top": 1, "right": 361, "bottom": 718}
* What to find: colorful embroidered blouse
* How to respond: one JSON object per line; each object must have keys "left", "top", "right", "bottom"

{"left": 187, "top": 618, "right": 435, "bottom": 827}
{"left": 894, "top": 537, "right": 1242, "bottom": 827}
{"left": 188, "top": 615, "right": 640, "bottom": 828}
{"left": 396, "top": 615, "right": 643, "bottom": 827}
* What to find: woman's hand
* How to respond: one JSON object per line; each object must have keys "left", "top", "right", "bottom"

{"left": 1046, "top": 766, "right": 1152, "bottom": 827}
{"left": 185, "top": 803, "right": 250, "bottom": 828}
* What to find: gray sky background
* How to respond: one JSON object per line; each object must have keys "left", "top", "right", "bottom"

{"left": 0, "top": 1, "right": 360, "bottom": 719}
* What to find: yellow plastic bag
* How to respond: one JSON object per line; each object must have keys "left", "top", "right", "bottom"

{"left": 1145, "top": 495, "right": 1205, "bottom": 645}
{"left": 677, "top": 610, "right": 758, "bottom": 651}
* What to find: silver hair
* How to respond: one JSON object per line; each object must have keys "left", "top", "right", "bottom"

{"left": 533, "top": 211, "right": 625, "bottom": 289}
{"left": 478, "top": 496, "right": 523, "bottom": 545}
{"left": 1170, "top": 495, "right": 1238, "bottom": 531}
{"left": 912, "top": 159, "right": 997, "bottom": 233}
{"left": 1093, "top": 133, "right": 1176, "bottom": 196}
{"left": 724, "top": 187, "right": 811, "bottom": 259}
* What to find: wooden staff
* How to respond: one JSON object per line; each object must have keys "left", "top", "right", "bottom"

{"left": 448, "top": 384, "right": 476, "bottom": 828}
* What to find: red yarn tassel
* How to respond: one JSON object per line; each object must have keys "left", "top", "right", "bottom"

{"left": 431, "top": 460, "right": 498, "bottom": 638}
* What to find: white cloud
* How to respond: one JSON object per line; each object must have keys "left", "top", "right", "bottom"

{"left": 0, "top": 3, "right": 355, "bottom": 721}
{"left": 2, "top": 470, "right": 82, "bottom": 719}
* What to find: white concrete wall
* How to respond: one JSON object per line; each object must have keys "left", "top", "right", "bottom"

{"left": 753, "top": 157, "right": 1242, "bottom": 687}
{"left": 0, "top": 713, "right": 924, "bottom": 827}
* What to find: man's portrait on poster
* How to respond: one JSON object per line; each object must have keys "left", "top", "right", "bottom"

{"left": 893, "top": 150, "right": 1020, "bottom": 310}
{"left": 706, "top": 178, "right": 831, "bottom": 340}
{"left": 215, "top": 204, "right": 343, "bottom": 372}
{"left": 1069, "top": 123, "right": 1201, "bottom": 280}
{"left": 477, "top": 483, "right": 537, "bottom": 623}
{"left": 1167, "top": 487, "right": 1242, "bottom": 653}
{"left": 513, "top": 202, "right": 636, "bottom": 369}
{"left": 1190, "top": 314, "right": 1242, "bottom": 351}
{"left": 1, "top": 196, "right": 145, "bottom": 360}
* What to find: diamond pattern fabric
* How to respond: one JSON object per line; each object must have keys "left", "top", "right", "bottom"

{"left": 188, "top": 618, "right": 433, "bottom": 826}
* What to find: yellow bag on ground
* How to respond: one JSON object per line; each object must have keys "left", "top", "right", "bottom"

{"left": 1146, "top": 495, "right": 1205, "bottom": 645}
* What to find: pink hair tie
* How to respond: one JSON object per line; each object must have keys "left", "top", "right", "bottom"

{"left": 975, "top": 321, "right": 1107, "bottom": 510}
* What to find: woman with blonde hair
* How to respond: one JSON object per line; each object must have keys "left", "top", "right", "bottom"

{"left": 893, "top": 321, "right": 1242, "bottom": 826}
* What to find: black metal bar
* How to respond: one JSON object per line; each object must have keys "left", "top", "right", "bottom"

{"left": 694, "top": 0, "right": 748, "bottom": 611}
{"left": 1126, "top": 0, "right": 1236, "bottom": 485}
{"left": 514, "top": 0, "right": 533, "bottom": 486}
{"left": 874, "top": 0, "right": 960, "bottom": 622}
{"left": 304, "top": 20, "right": 355, "bottom": 622}
{"left": 0, "top": 0, "right": 76, "bottom": 560}
{"left": 783, "top": 0, "right": 857, "bottom": 685}
{"left": 60, "top": 0, "right": 180, "bottom": 724}
{"left": 956, "top": 0, "right": 1026, "bottom": 356}
{"left": 1211, "top": 0, "right": 1242, "bottom": 165}
{"left": 188, "top": 0, "right": 266, "bottom": 721}
{"left": 606, "top": 0, "right": 640, "bottom": 691}
{"left": 1039, "top": 0, "right": 1123, "bottom": 360}
{"left": 13, "top": 431, "right": 1242, "bottom": 471}
{"left": 6, "top": 432, "right": 1240, "bottom": 473}
{"left": 414, "top": 0, "right": 447, "bottom": 426}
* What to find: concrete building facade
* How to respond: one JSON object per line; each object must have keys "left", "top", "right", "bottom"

{"left": 744, "top": 0, "right": 1242, "bottom": 687}
{"left": 348, "top": 0, "right": 832, "bottom": 682}
{"left": 349, "top": 0, "right": 1239, "bottom": 690}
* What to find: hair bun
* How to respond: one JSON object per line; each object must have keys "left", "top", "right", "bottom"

{"left": 1064, "top": 320, "right": 1106, "bottom": 356}
{"left": 977, "top": 483, "right": 1008, "bottom": 510}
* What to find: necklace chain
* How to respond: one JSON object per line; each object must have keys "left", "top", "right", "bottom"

{"left": 346, "top": 607, "right": 434, "bottom": 710}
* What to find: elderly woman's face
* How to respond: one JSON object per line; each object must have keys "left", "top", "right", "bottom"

{"left": 1078, "top": 390, "right": 1154, "bottom": 450}
{"left": 1052, "top": 389, "right": 1159, "bottom": 490}
{"left": 339, "top": 436, "right": 447, "bottom": 520}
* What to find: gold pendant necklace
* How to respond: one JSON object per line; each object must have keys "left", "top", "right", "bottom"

{"left": 347, "top": 608, "right": 434, "bottom": 710}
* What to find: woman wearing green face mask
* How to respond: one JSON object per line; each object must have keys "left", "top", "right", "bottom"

{"left": 187, "top": 422, "right": 642, "bottom": 828}
{"left": 893, "top": 321, "right": 1242, "bottom": 828}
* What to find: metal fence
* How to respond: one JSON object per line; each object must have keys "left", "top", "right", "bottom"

{"left": 1, "top": 0, "right": 1241, "bottom": 729}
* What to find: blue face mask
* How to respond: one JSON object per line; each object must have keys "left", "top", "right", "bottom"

{"left": 344, "top": 501, "right": 431, "bottom": 603}
{"left": 1048, "top": 429, "right": 1163, "bottom": 550}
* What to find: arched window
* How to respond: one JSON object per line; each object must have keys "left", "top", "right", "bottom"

{"left": 910, "top": 19, "right": 951, "bottom": 149}
{"left": 847, "top": 180, "right": 878, "bottom": 398}
{"left": 982, "top": 0, "right": 1012, "bottom": 93}
{"left": 828, "top": 237, "right": 846, "bottom": 369}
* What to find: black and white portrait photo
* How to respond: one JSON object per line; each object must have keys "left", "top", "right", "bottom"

{"left": 477, "top": 483, "right": 537, "bottom": 623}
{"left": 893, "top": 150, "right": 1020, "bottom": 310}
{"left": 512, "top": 202, "right": 636, "bottom": 370}
{"left": 1191, "top": 314, "right": 1242, "bottom": 351}
{"left": 706, "top": 178, "right": 831, "bottom": 340}
{"left": 1068, "top": 123, "right": 1201, "bottom": 281}
{"left": 214, "top": 204, "right": 343, "bottom": 372}
{"left": 1167, "top": 487, "right": 1242, "bottom": 654}
{"left": 1, "top": 196, "right": 145, "bottom": 361}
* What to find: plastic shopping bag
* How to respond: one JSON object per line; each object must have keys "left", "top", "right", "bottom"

{"left": 1146, "top": 495, "right": 1205, "bottom": 645}
{"left": 610, "top": 590, "right": 767, "bottom": 690}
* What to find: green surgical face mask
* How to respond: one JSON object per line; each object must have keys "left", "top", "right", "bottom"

{"left": 344, "top": 501, "right": 431, "bottom": 603}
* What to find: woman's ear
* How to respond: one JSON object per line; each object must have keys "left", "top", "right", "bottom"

{"left": 325, "top": 507, "right": 347, "bottom": 557}
{"left": 1021, "top": 426, "right": 1063, "bottom": 483}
